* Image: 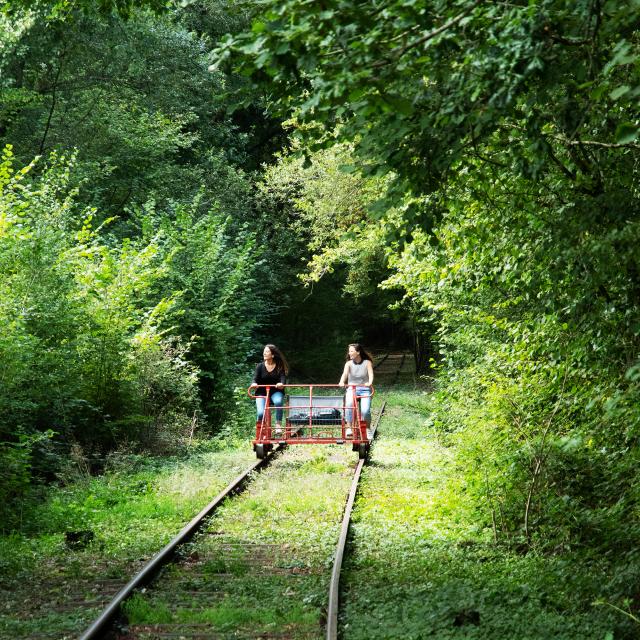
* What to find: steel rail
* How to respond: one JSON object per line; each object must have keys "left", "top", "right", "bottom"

{"left": 392, "top": 352, "right": 407, "bottom": 386}
{"left": 373, "top": 352, "right": 390, "bottom": 369}
{"left": 326, "top": 401, "right": 386, "bottom": 640}
{"left": 78, "top": 446, "right": 284, "bottom": 640}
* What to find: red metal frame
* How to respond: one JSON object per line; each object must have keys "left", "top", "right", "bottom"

{"left": 248, "top": 384, "right": 374, "bottom": 448}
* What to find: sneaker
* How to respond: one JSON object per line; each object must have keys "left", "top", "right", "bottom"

{"left": 274, "top": 424, "right": 283, "bottom": 436}
{"left": 345, "top": 428, "right": 353, "bottom": 438}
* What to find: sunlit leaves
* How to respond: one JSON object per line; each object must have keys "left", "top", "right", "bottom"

{"left": 1, "top": 0, "right": 171, "bottom": 19}
{"left": 219, "top": 0, "right": 640, "bottom": 212}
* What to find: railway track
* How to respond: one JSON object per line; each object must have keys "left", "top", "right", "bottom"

{"left": 326, "top": 403, "right": 385, "bottom": 640}
{"left": 75, "top": 354, "right": 409, "bottom": 640}
{"left": 79, "top": 451, "right": 286, "bottom": 640}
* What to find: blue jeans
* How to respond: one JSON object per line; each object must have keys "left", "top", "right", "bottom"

{"left": 345, "top": 386, "right": 372, "bottom": 424}
{"left": 256, "top": 391, "right": 284, "bottom": 423}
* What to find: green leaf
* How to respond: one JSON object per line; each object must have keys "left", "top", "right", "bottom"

{"left": 590, "top": 84, "right": 608, "bottom": 100}
{"left": 609, "top": 85, "right": 631, "bottom": 100}
{"left": 614, "top": 122, "right": 639, "bottom": 144}
{"left": 381, "top": 94, "right": 414, "bottom": 116}
{"left": 605, "top": 40, "right": 637, "bottom": 74}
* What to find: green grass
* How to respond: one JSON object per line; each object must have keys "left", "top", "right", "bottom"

{"left": 340, "top": 385, "right": 636, "bottom": 640}
{"left": 0, "top": 447, "right": 257, "bottom": 638}
{"left": 124, "top": 592, "right": 318, "bottom": 628}
{"left": 120, "top": 445, "right": 357, "bottom": 638}
{"left": 2, "top": 377, "right": 637, "bottom": 639}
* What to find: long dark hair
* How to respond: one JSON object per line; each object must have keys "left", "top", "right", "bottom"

{"left": 346, "top": 343, "right": 372, "bottom": 362}
{"left": 265, "top": 343, "right": 289, "bottom": 375}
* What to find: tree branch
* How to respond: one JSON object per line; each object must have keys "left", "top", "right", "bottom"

{"left": 373, "top": 0, "right": 485, "bottom": 67}
{"left": 39, "top": 48, "right": 66, "bottom": 155}
{"left": 560, "top": 138, "right": 640, "bottom": 150}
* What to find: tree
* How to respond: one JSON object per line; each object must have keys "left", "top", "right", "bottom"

{"left": 258, "top": 139, "right": 415, "bottom": 369}
{"left": 1, "top": 0, "right": 169, "bottom": 19}
{"left": 218, "top": 0, "right": 639, "bottom": 207}
{"left": 219, "top": 0, "right": 640, "bottom": 551}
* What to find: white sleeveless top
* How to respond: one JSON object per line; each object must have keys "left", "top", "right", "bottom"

{"left": 348, "top": 359, "right": 369, "bottom": 385}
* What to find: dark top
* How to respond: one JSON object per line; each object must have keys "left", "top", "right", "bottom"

{"left": 252, "top": 362, "right": 286, "bottom": 396}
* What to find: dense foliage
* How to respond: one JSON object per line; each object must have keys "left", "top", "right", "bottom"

{"left": 0, "top": 144, "right": 273, "bottom": 524}
{"left": 0, "top": 0, "right": 639, "bottom": 633}
{"left": 0, "top": 1, "right": 286, "bottom": 525}
{"left": 220, "top": 0, "right": 640, "bottom": 570}
{"left": 258, "top": 140, "right": 413, "bottom": 374}
{"left": 0, "top": 0, "right": 402, "bottom": 526}
{"left": 2, "top": 0, "right": 640, "bottom": 629}
{"left": 0, "top": 5, "right": 270, "bottom": 219}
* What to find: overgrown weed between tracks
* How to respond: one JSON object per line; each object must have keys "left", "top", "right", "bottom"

{"left": 121, "top": 444, "right": 356, "bottom": 638}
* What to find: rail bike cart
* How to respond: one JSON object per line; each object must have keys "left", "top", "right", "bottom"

{"left": 248, "top": 384, "right": 375, "bottom": 460}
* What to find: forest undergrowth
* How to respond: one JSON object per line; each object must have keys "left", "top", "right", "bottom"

{"left": 342, "top": 385, "right": 638, "bottom": 639}
{"left": 1, "top": 377, "right": 637, "bottom": 639}
{"left": 0, "top": 435, "right": 257, "bottom": 639}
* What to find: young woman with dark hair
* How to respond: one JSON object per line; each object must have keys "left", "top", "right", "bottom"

{"left": 250, "top": 344, "right": 289, "bottom": 435}
{"left": 338, "top": 343, "right": 374, "bottom": 437}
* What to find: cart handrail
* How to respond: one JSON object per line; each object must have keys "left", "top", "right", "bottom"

{"left": 247, "top": 383, "right": 375, "bottom": 399}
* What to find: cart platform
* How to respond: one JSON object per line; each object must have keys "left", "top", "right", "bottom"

{"left": 248, "top": 384, "right": 374, "bottom": 459}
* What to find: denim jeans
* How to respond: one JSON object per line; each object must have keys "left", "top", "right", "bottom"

{"left": 345, "top": 386, "right": 372, "bottom": 424}
{"left": 256, "top": 391, "right": 284, "bottom": 423}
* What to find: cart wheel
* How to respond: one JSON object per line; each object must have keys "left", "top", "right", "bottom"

{"left": 255, "top": 444, "right": 266, "bottom": 459}
{"left": 352, "top": 443, "right": 358, "bottom": 452}
{"left": 358, "top": 443, "right": 368, "bottom": 459}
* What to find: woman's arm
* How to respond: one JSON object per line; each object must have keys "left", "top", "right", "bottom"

{"left": 365, "top": 360, "right": 374, "bottom": 386}
{"left": 338, "top": 361, "right": 350, "bottom": 386}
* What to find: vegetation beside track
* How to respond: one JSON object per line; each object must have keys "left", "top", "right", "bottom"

{"left": 343, "top": 385, "right": 638, "bottom": 640}
{"left": 0, "top": 442, "right": 256, "bottom": 639}
{"left": 3, "top": 1, "right": 640, "bottom": 637}
{"left": 4, "top": 369, "right": 638, "bottom": 639}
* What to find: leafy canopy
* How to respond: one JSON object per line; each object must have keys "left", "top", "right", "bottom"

{"left": 219, "top": 0, "right": 640, "bottom": 208}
